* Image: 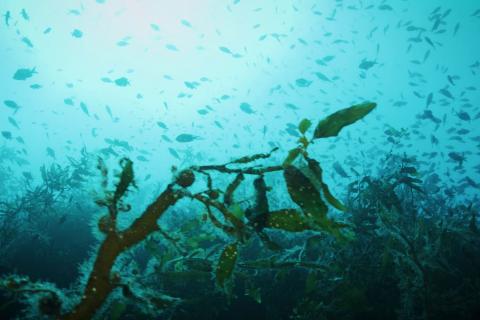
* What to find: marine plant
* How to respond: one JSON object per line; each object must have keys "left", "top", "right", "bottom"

{"left": 0, "top": 102, "right": 377, "bottom": 319}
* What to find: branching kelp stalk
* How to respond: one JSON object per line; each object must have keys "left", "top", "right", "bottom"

{"left": 0, "top": 102, "right": 377, "bottom": 320}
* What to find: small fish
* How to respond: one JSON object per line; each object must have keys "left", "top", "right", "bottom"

{"left": 3, "top": 11, "right": 10, "bottom": 26}
{"left": 359, "top": 59, "right": 376, "bottom": 70}
{"left": 30, "top": 84, "right": 42, "bottom": 89}
{"left": 105, "top": 105, "right": 114, "bottom": 119}
{"left": 80, "top": 102, "right": 89, "bottom": 116}
{"left": 219, "top": 46, "right": 233, "bottom": 54}
{"left": 333, "top": 161, "right": 350, "bottom": 178}
{"left": 462, "top": 177, "right": 479, "bottom": 189}
{"left": 295, "top": 78, "right": 312, "bottom": 87}
{"left": 68, "top": 9, "right": 81, "bottom": 16}
{"left": 8, "top": 117, "right": 19, "bottom": 129}
{"left": 114, "top": 77, "right": 130, "bottom": 87}
{"left": 393, "top": 101, "right": 407, "bottom": 107}
{"left": 426, "top": 93, "right": 433, "bottom": 107}
{"left": 378, "top": 4, "right": 393, "bottom": 10}
{"left": 457, "top": 111, "right": 471, "bottom": 121}
{"left": 439, "top": 88, "right": 453, "bottom": 99}
{"left": 21, "top": 37, "right": 34, "bottom": 48}
{"left": 453, "top": 23, "right": 460, "bottom": 36}
{"left": 176, "top": 134, "right": 200, "bottom": 143}
{"left": 20, "top": 9, "right": 29, "bottom": 21}
{"left": 104, "top": 138, "right": 133, "bottom": 151}
{"left": 285, "top": 103, "right": 299, "bottom": 110}
{"left": 58, "top": 214, "right": 68, "bottom": 224}
{"left": 71, "top": 29, "right": 83, "bottom": 38}
{"left": 1, "top": 131, "right": 12, "bottom": 140}
{"left": 22, "top": 171, "right": 33, "bottom": 180}
{"left": 13, "top": 67, "right": 37, "bottom": 80}
{"left": 239, "top": 102, "right": 255, "bottom": 114}
{"left": 181, "top": 19, "right": 192, "bottom": 28}
{"left": 286, "top": 125, "right": 300, "bottom": 138}
{"left": 151, "top": 23, "right": 160, "bottom": 31}
{"left": 4, "top": 100, "right": 21, "bottom": 113}
{"left": 447, "top": 75, "right": 456, "bottom": 86}
{"left": 157, "top": 121, "right": 168, "bottom": 129}
{"left": 64, "top": 98, "right": 74, "bottom": 106}
{"left": 46, "top": 147, "right": 56, "bottom": 159}
{"left": 448, "top": 152, "right": 465, "bottom": 167}
{"left": 184, "top": 81, "right": 199, "bottom": 89}
{"left": 43, "top": 27, "right": 52, "bottom": 34}
{"left": 424, "top": 36, "right": 435, "bottom": 48}
{"left": 166, "top": 44, "right": 179, "bottom": 51}
{"left": 315, "top": 71, "right": 331, "bottom": 82}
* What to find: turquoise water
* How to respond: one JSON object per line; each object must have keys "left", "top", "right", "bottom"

{"left": 1, "top": 1, "right": 479, "bottom": 319}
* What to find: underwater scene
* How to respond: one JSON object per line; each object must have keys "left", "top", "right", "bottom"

{"left": 1, "top": 0, "right": 480, "bottom": 319}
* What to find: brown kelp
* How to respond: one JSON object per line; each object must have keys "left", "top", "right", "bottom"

{"left": 0, "top": 102, "right": 377, "bottom": 319}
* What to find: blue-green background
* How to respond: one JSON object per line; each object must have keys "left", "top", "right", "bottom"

{"left": 1, "top": 0, "right": 479, "bottom": 195}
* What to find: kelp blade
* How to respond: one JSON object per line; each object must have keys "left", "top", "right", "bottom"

{"left": 216, "top": 243, "right": 238, "bottom": 288}
{"left": 313, "top": 102, "right": 377, "bottom": 139}
{"left": 283, "top": 165, "right": 329, "bottom": 222}
{"left": 266, "top": 209, "right": 311, "bottom": 232}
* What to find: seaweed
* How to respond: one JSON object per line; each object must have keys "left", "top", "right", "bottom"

{"left": 1, "top": 102, "right": 380, "bottom": 319}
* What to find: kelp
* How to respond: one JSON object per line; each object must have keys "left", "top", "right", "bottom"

{"left": 283, "top": 147, "right": 303, "bottom": 167}
{"left": 246, "top": 176, "right": 270, "bottom": 231}
{"left": 283, "top": 166, "right": 329, "bottom": 224}
{"left": 215, "top": 243, "right": 238, "bottom": 289}
{"left": 266, "top": 209, "right": 311, "bottom": 232}
{"left": 113, "top": 158, "right": 135, "bottom": 202}
{"left": 307, "top": 158, "right": 346, "bottom": 212}
{"left": 228, "top": 147, "right": 279, "bottom": 165}
{"left": 313, "top": 102, "right": 377, "bottom": 139}
{"left": 298, "top": 118, "right": 312, "bottom": 135}
{"left": 0, "top": 102, "right": 379, "bottom": 319}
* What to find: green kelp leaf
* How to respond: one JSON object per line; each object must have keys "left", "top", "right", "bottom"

{"left": 469, "top": 211, "right": 478, "bottom": 234}
{"left": 216, "top": 243, "right": 238, "bottom": 289}
{"left": 298, "top": 118, "right": 312, "bottom": 134}
{"left": 266, "top": 209, "right": 311, "bottom": 232}
{"left": 284, "top": 165, "right": 351, "bottom": 240}
{"left": 229, "top": 203, "right": 245, "bottom": 220}
{"left": 109, "top": 299, "right": 127, "bottom": 320}
{"left": 257, "top": 231, "right": 282, "bottom": 251}
{"left": 283, "top": 165, "right": 328, "bottom": 222}
{"left": 313, "top": 102, "right": 377, "bottom": 139}
{"left": 305, "top": 270, "right": 319, "bottom": 294}
{"left": 245, "top": 282, "right": 262, "bottom": 303}
{"left": 283, "top": 147, "right": 302, "bottom": 167}
{"left": 307, "top": 158, "right": 346, "bottom": 211}
{"left": 113, "top": 158, "right": 135, "bottom": 203}
{"left": 322, "top": 183, "right": 347, "bottom": 212}
{"left": 318, "top": 219, "right": 352, "bottom": 243}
